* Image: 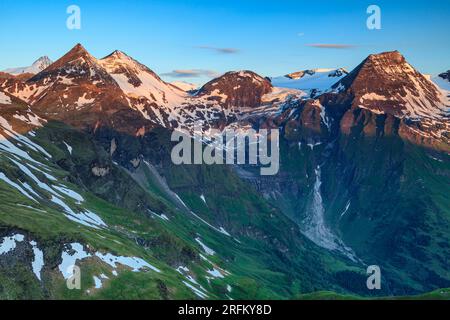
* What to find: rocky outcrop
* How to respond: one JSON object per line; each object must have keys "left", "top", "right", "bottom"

{"left": 197, "top": 71, "right": 272, "bottom": 109}
{"left": 438, "top": 70, "right": 450, "bottom": 82}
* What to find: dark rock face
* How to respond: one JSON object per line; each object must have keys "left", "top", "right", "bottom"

{"left": 438, "top": 70, "right": 450, "bottom": 81}
{"left": 197, "top": 71, "right": 272, "bottom": 109}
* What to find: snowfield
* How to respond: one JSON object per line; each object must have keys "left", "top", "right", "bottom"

{"left": 0, "top": 234, "right": 25, "bottom": 255}
{"left": 0, "top": 91, "right": 12, "bottom": 104}
{"left": 0, "top": 235, "right": 45, "bottom": 281}
{"left": 270, "top": 68, "right": 348, "bottom": 96}
{"left": 59, "top": 242, "right": 161, "bottom": 281}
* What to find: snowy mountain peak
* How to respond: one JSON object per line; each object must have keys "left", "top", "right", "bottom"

{"left": 110, "top": 50, "right": 127, "bottom": 57}
{"left": 32, "top": 56, "right": 53, "bottom": 70}
{"left": 197, "top": 70, "right": 272, "bottom": 108}
{"left": 367, "top": 50, "right": 404, "bottom": 63}
{"left": 100, "top": 50, "right": 149, "bottom": 75}
{"left": 23, "top": 44, "right": 102, "bottom": 83}
{"left": 2, "top": 56, "right": 53, "bottom": 75}
{"left": 1, "top": 46, "right": 447, "bottom": 149}
{"left": 101, "top": 49, "right": 163, "bottom": 80}
{"left": 72, "top": 43, "right": 89, "bottom": 54}
{"left": 46, "top": 43, "right": 97, "bottom": 70}
{"left": 331, "top": 51, "right": 449, "bottom": 120}
{"left": 0, "top": 44, "right": 191, "bottom": 133}
{"left": 65, "top": 43, "right": 93, "bottom": 60}
{"left": 328, "top": 68, "right": 349, "bottom": 77}
{"left": 200, "top": 70, "right": 270, "bottom": 87}
{"left": 101, "top": 50, "right": 134, "bottom": 63}
{"left": 99, "top": 48, "right": 186, "bottom": 107}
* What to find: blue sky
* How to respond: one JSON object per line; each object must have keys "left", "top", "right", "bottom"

{"left": 0, "top": 0, "right": 449, "bottom": 84}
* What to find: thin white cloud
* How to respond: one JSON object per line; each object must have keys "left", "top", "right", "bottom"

{"left": 305, "top": 43, "right": 356, "bottom": 49}
{"left": 195, "top": 46, "right": 240, "bottom": 54}
{"left": 161, "top": 69, "right": 220, "bottom": 78}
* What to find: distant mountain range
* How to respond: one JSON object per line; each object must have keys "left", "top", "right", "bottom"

{"left": 270, "top": 68, "right": 349, "bottom": 98}
{"left": 0, "top": 44, "right": 449, "bottom": 300}
{"left": 2, "top": 56, "right": 53, "bottom": 76}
